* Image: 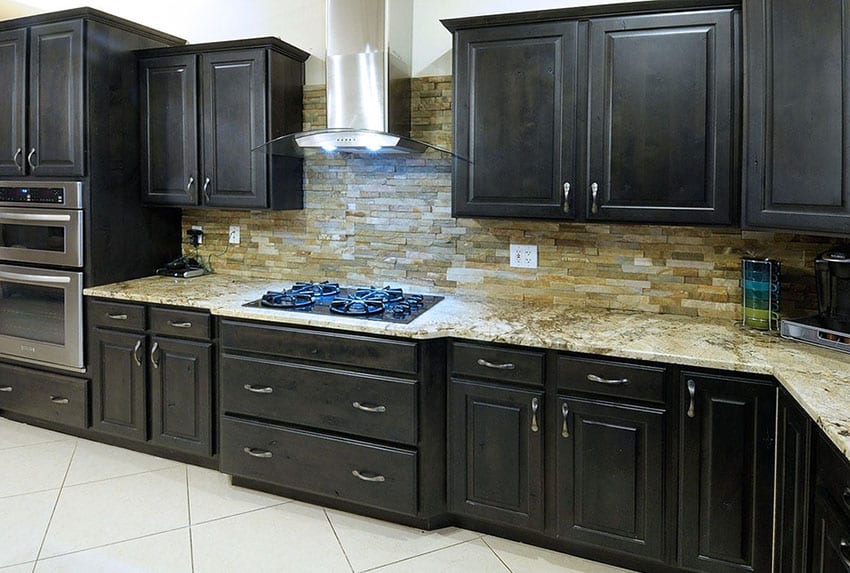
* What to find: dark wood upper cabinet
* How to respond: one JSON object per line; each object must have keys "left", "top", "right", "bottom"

{"left": 451, "top": 21, "right": 579, "bottom": 219}
{"left": 678, "top": 372, "right": 776, "bottom": 573}
{"left": 586, "top": 10, "right": 737, "bottom": 224}
{"left": 139, "top": 39, "right": 308, "bottom": 210}
{"left": 0, "top": 29, "right": 26, "bottom": 177}
{"left": 745, "top": 0, "right": 850, "bottom": 235}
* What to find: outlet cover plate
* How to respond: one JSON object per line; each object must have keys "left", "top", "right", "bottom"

{"left": 510, "top": 244, "right": 538, "bottom": 269}
{"left": 228, "top": 225, "right": 240, "bottom": 245}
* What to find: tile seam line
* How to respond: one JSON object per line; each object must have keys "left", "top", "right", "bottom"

{"left": 358, "top": 536, "right": 486, "bottom": 573}
{"left": 33, "top": 525, "right": 190, "bottom": 563}
{"left": 62, "top": 462, "right": 185, "bottom": 489}
{"left": 186, "top": 466, "right": 195, "bottom": 573}
{"left": 190, "top": 500, "right": 292, "bottom": 527}
{"left": 33, "top": 440, "right": 78, "bottom": 562}
{"left": 481, "top": 536, "right": 516, "bottom": 573}
{"left": 0, "top": 437, "right": 74, "bottom": 452}
{"left": 323, "top": 508, "right": 356, "bottom": 573}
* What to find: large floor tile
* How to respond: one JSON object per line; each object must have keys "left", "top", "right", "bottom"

{"left": 369, "top": 539, "right": 509, "bottom": 573}
{"left": 327, "top": 508, "right": 480, "bottom": 572}
{"left": 191, "top": 502, "right": 351, "bottom": 573}
{"left": 0, "top": 418, "right": 72, "bottom": 451}
{"left": 40, "top": 466, "right": 188, "bottom": 558}
{"left": 484, "top": 535, "right": 636, "bottom": 573}
{"left": 0, "top": 489, "right": 59, "bottom": 567}
{"left": 63, "top": 439, "right": 181, "bottom": 486}
{"left": 0, "top": 441, "right": 75, "bottom": 498}
{"left": 187, "top": 465, "right": 288, "bottom": 524}
{"left": 35, "top": 529, "right": 192, "bottom": 573}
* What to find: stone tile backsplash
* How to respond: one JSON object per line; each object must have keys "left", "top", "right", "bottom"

{"left": 183, "top": 77, "right": 838, "bottom": 321}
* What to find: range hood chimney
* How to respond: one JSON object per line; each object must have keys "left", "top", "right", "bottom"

{"left": 257, "top": 0, "right": 457, "bottom": 157}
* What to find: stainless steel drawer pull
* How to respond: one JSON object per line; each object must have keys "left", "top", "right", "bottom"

{"left": 50, "top": 396, "right": 69, "bottom": 405}
{"left": 840, "top": 539, "right": 850, "bottom": 567}
{"left": 352, "top": 402, "right": 386, "bottom": 413}
{"left": 186, "top": 176, "right": 194, "bottom": 193}
{"left": 531, "top": 397, "right": 540, "bottom": 433}
{"left": 202, "top": 177, "right": 211, "bottom": 201}
{"left": 352, "top": 470, "right": 385, "bottom": 483}
{"left": 13, "top": 147, "right": 22, "bottom": 172}
{"left": 243, "top": 384, "right": 273, "bottom": 394}
{"left": 842, "top": 487, "right": 850, "bottom": 510}
{"left": 243, "top": 447, "right": 272, "bottom": 459}
{"left": 0, "top": 386, "right": 12, "bottom": 392}
{"left": 563, "top": 182, "right": 571, "bottom": 214}
{"left": 561, "top": 402, "right": 569, "bottom": 438}
{"left": 687, "top": 379, "right": 696, "bottom": 418}
{"left": 168, "top": 321, "right": 192, "bottom": 328}
{"left": 107, "top": 313, "right": 128, "bottom": 320}
{"left": 587, "top": 374, "right": 630, "bottom": 385}
{"left": 476, "top": 358, "right": 515, "bottom": 370}
{"left": 150, "top": 342, "right": 160, "bottom": 369}
{"left": 133, "top": 339, "right": 142, "bottom": 367}
{"left": 27, "top": 148, "right": 36, "bottom": 170}
{"left": 590, "top": 182, "right": 599, "bottom": 214}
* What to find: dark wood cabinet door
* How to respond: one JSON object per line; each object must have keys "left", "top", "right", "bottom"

{"left": 200, "top": 49, "right": 268, "bottom": 208}
{"left": 678, "top": 372, "right": 776, "bottom": 573}
{"left": 745, "top": 0, "right": 850, "bottom": 235}
{"left": 811, "top": 493, "right": 850, "bottom": 573}
{"left": 448, "top": 379, "right": 544, "bottom": 530}
{"left": 149, "top": 337, "right": 212, "bottom": 456}
{"left": 587, "top": 11, "right": 736, "bottom": 224}
{"left": 775, "top": 390, "right": 813, "bottom": 573}
{"left": 28, "top": 20, "right": 84, "bottom": 177}
{"left": 452, "top": 21, "right": 578, "bottom": 219}
{"left": 140, "top": 55, "right": 199, "bottom": 206}
{"left": 556, "top": 396, "right": 665, "bottom": 561}
{"left": 90, "top": 328, "right": 147, "bottom": 441}
{"left": 0, "top": 29, "right": 26, "bottom": 177}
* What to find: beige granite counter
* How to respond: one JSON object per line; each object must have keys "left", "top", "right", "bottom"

{"left": 85, "top": 273, "right": 850, "bottom": 462}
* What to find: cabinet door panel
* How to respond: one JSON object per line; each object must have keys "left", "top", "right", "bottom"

{"left": 201, "top": 49, "right": 267, "bottom": 208}
{"left": 140, "top": 55, "right": 198, "bottom": 206}
{"left": 448, "top": 379, "right": 544, "bottom": 530}
{"left": 745, "top": 0, "right": 850, "bottom": 234}
{"left": 0, "top": 29, "right": 26, "bottom": 177}
{"left": 587, "top": 11, "right": 735, "bottom": 224}
{"left": 28, "top": 20, "right": 84, "bottom": 177}
{"left": 453, "top": 21, "right": 578, "bottom": 218}
{"left": 811, "top": 493, "right": 850, "bottom": 573}
{"left": 90, "top": 329, "right": 147, "bottom": 441}
{"left": 557, "top": 396, "right": 665, "bottom": 561}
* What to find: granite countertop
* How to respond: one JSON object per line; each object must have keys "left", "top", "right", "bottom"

{"left": 85, "top": 273, "right": 850, "bottom": 462}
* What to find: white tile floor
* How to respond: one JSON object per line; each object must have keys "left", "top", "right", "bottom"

{"left": 0, "top": 417, "right": 633, "bottom": 573}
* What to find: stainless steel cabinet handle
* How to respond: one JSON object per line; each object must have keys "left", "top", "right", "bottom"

{"left": 150, "top": 341, "right": 160, "bottom": 369}
{"left": 587, "top": 374, "right": 630, "bottom": 386}
{"left": 0, "top": 386, "right": 12, "bottom": 392}
{"left": 531, "top": 397, "right": 540, "bottom": 433}
{"left": 186, "top": 176, "right": 194, "bottom": 193}
{"left": 202, "top": 177, "right": 211, "bottom": 201}
{"left": 13, "top": 147, "right": 22, "bottom": 172}
{"left": 563, "top": 182, "right": 571, "bottom": 214}
{"left": 590, "top": 182, "right": 599, "bottom": 214}
{"left": 0, "top": 271, "right": 70, "bottom": 284}
{"left": 687, "top": 379, "right": 696, "bottom": 418}
{"left": 0, "top": 212, "right": 72, "bottom": 222}
{"left": 561, "top": 402, "right": 570, "bottom": 438}
{"left": 107, "top": 313, "right": 128, "bottom": 320}
{"left": 167, "top": 321, "right": 192, "bottom": 328}
{"left": 352, "top": 470, "right": 386, "bottom": 482}
{"left": 476, "top": 358, "right": 515, "bottom": 370}
{"left": 840, "top": 539, "right": 850, "bottom": 567}
{"left": 842, "top": 487, "right": 850, "bottom": 510}
{"left": 26, "top": 148, "right": 36, "bottom": 170}
{"left": 352, "top": 402, "right": 387, "bottom": 413}
{"left": 132, "top": 339, "right": 142, "bottom": 367}
{"left": 243, "top": 384, "right": 273, "bottom": 394}
{"left": 243, "top": 447, "right": 272, "bottom": 459}
{"left": 50, "top": 396, "right": 69, "bottom": 404}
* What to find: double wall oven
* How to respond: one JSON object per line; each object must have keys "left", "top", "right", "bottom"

{"left": 0, "top": 182, "right": 84, "bottom": 371}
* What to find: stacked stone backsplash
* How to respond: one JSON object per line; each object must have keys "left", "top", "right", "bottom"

{"left": 183, "top": 76, "right": 839, "bottom": 321}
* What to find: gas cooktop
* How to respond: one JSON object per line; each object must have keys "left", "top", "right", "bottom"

{"left": 243, "top": 281, "right": 443, "bottom": 324}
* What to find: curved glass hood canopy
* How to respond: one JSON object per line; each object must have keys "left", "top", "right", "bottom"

{"left": 254, "top": 129, "right": 465, "bottom": 159}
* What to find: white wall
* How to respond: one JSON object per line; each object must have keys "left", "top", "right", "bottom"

{"left": 1, "top": 0, "right": 652, "bottom": 82}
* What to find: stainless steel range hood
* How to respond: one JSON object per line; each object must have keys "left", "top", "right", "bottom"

{"left": 256, "top": 0, "right": 458, "bottom": 157}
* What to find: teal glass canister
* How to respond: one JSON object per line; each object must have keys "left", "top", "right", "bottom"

{"left": 741, "top": 258, "right": 781, "bottom": 330}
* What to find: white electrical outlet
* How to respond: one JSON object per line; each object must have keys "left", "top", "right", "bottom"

{"left": 228, "top": 225, "right": 240, "bottom": 245}
{"left": 510, "top": 244, "right": 538, "bottom": 269}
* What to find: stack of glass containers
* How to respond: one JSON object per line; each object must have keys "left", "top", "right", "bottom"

{"left": 741, "top": 257, "right": 781, "bottom": 330}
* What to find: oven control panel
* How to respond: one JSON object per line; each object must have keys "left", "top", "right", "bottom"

{"left": 0, "top": 182, "right": 82, "bottom": 209}
{"left": 0, "top": 187, "right": 64, "bottom": 204}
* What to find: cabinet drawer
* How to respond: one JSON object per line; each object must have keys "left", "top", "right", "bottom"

{"left": 88, "top": 299, "right": 146, "bottom": 331}
{"left": 220, "top": 416, "right": 418, "bottom": 515}
{"left": 0, "top": 362, "right": 88, "bottom": 429}
{"left": 220, "top": 320, "right": 419, "bottom": 374}
{"left": 450, "top": 341, "right": 544, "bottom": 387}
{"left": 556, "top": 355, "right": 666, "bottom": 403}
{"left": 221, "top": 355, "right": 417, "bottom": 445}
{"left": 816, "top": 434, "right": 850, "bottom": 522}
{"left": 149, "top": 307, "right": 211, "bottom": 340}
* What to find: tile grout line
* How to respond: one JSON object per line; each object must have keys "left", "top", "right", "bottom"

{"left": 33, "top": 439, "right": 78, "bottom": 563}
{"left": 30, "top": 525, "right": 191, "bottom": 563}
{"left": 185, "top": 466, "right": 196, "bottom": 573}
{"left": 359, "top": 538, "right": 485, "bottom": 573}
{"left": 60, "top": 463, "right": 185, "bottom": 490}
{"left": 481, "top": 537, "right": 515, "bottom": 573}
{"left": 323, "top": 509, "right": 355, "bottom": 573}
{"left": 0, "top": 437, "right": 74, "bottom": 452}
{"left": 190, "top": 499, "right": 293, "bottom": 527}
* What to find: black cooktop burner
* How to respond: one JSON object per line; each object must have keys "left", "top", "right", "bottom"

{"left": 288, "top": 281, "right": 341, "bottom": 298}
{"left": 260, "top": 291, "right": 314, "bottom": 308}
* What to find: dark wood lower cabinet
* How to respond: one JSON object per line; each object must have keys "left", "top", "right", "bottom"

{"left": 556, "top": 396, "right": 666, "bottom": 561}
{"left": 90, "top": 328, "right": 148, "bottom": 441}
{"left": 448, "top": 378, "right": 544, "bottom": 530}
{"left": 811, "top": 493, "right": 850, "bottom": 573}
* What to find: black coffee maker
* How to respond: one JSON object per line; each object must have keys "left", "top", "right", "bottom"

{"left": 816, "top": 245, "right": 850, "bottom": 324}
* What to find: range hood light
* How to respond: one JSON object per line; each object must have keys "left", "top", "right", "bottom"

{"left": 320, "top": 142, "right": 338, "bottom": 152}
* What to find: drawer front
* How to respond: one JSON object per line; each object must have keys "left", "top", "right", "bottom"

{"left": 0, "top": 362, "right": 88, "bottom": 429}
{"left": 88, "top": 299, "right": 146, "bottom": 331}
{"left": 221, "top": 355, "right": 417, "bottom": 445}
{"left": 817, "top": 434, "right": 850, "bottom": 522}
{"left": 220, "top": 416, "right": 418, "bottom": 515}
{"left": 556, "top": 355, "right": 666, "bottom": 403}
{"left": 451, "top": 341, "right": 545, "bottom": 386}
{"left": 149, "top": 306, "right": 211, "bottom": 340}
{"left": 220, "top": 320, "right": 419, "bottom": 374}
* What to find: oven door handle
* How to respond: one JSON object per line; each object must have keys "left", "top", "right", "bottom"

{"left": 0, "top": 271, "right": 71, "bottom": 284}
{"left": 0, "top": 213, "right": 72, "bottom": 222}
